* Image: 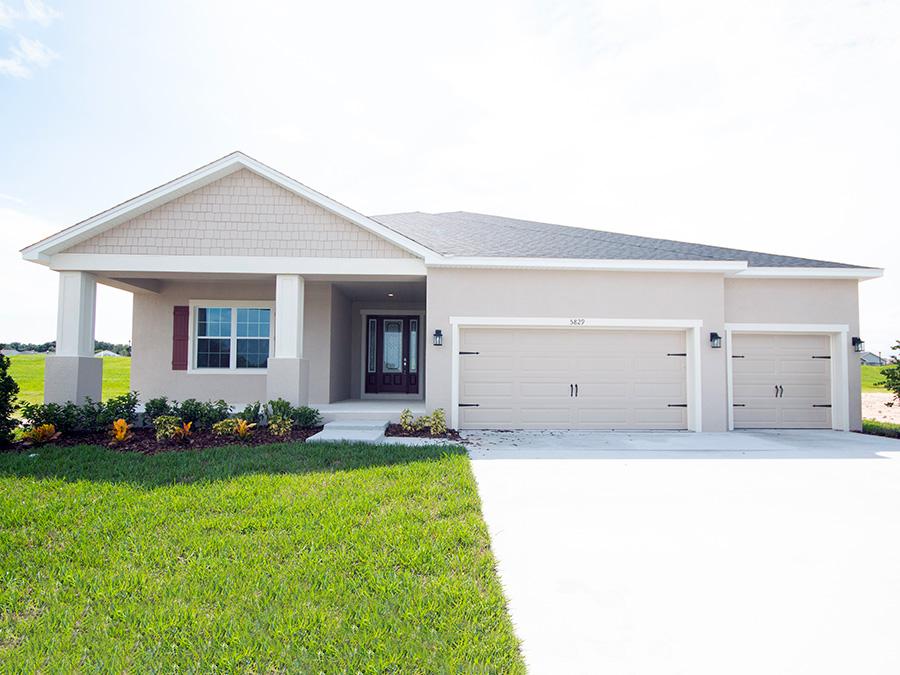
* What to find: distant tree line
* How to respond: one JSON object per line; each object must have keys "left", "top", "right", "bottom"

{"left": 0, "top": 341, "right": 132, "bottom": 356}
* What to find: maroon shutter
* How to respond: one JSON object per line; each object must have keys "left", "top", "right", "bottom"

{"left": 172, "top": 305, "right": 189, "bottom": 370}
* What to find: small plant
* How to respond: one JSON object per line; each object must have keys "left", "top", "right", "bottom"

{"left": 102, "top": 392, "right": 140, "bottom": 427}
{"left": 212, "top": 417, "right": 255, "bottom": 439}
{"left": 237, "top": 401, "right": 263, "bottom": 424}
{"left": 293, "top": 406, "right": 322, "bottom": 428}
{"left": 0, "top": 352, "right": 19, "bottom": 446}
{"left": 235, "top": 418, "right": 255, "bottom": 438}
{"left": 268, "top": 415, "right": 293, "bottom": 437}
{"left": 22, "top": 423, "right": 61, "bottom": 446}
{"left": 144, "top": 396, "right": 174, "bottom": 422}
{"left": 878, "top": 340, "right": 900, "bottom": 408}
{"left": 154, "top": 415, "right": 192, "bottom": 442}
{"left": 428, "top": 408, "right": 447, "bottom": 436}
{"left": 109, "top": 418, "right": 133, "bottom": 444}
{"left": 212, "top": 418, "right": 238, "bottom": 436}
{"left": 400, "top": 408, "right": 415, "bottom": 432}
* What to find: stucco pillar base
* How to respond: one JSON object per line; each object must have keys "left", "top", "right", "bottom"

{"left": 266, "top": 357, "right": 310, "bottom": 406}
{"left": 44, "top": 356, "right": 103, "bottom": 405}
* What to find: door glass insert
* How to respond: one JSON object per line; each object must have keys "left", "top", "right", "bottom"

{"left": 367, "top": 319, "right": 377, "bottom": 373}
{"left": 409, "top": 319, "right": 418, "bottom": 373}
{"left": 382, "top": 320, "right": 403, "bottom": 373}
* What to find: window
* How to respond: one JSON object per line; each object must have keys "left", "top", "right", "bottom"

{"left": 194, "top": 304, "right": 272, "bottom": 370}
{"left": 367, "top": 319, "right": 377, "bottom": 373}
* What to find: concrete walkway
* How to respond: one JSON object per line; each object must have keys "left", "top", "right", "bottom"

{"left": 468, "top": 430, "right": 900, "bottom": 674}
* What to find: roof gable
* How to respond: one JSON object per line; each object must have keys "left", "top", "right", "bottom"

{"left": 22, "top": 152, "right": 433, "bottom": 262}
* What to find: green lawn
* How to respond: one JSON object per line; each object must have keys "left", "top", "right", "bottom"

{"left": 861, "top": 364, "right": 890, "bottom": 393}
{"left": 0, "top": 442, "right": 524, "bottom": 672}
{"left": 7, "top": 354, "right": 131, "bottom": 403}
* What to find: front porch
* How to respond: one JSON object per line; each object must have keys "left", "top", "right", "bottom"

{"left": 45, "top": 271, "right": 429, "bottom": 415}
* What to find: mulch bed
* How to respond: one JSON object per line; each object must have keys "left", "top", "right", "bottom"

{"left": 10, "top": 426, "right": 324, "bottom": 455}
{"left": 384, "top": 424, "right": 462, "bottom": 441}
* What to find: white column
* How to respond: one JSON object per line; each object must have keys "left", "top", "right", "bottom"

{"left": 274, "top": 274, "right": 304, "bottom": 358}
{"left": 267, "top": 274, "right": 310, "bottom": 406}
{"left": 45, "top": 271, "right": 103, "bottom": 404}
{"left": 56, "top": 271, "right": 97, "bottom": 356}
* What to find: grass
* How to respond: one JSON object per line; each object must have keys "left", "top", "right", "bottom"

{"left": 862, "top": 419, "right": 900, "bottom": 439}
{"left": 861, "top": 364, "right": 890, "bottom": 393}
{"left": 7, "top": 354, "right": 131, "bottom": 404}
{"left": 0, "top": 441, "right": 524, "bottom": 672}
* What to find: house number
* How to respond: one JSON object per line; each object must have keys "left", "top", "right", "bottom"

{"left": 569, "top": 318, "right": 586, "bottom": 326}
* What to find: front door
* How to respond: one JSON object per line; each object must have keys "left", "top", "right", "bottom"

{"left": 365, "top": 315, "right": 420, "bottom": 394}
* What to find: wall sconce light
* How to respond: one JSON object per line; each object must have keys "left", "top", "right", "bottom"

{"left": 433, "top": 329, "right": 443, "bottom": 347}
{"left": 852, "top": 337, "right": 865, "bottom": 353}
{"left": 710, "top": 332, "right": 722, "bottom": 349}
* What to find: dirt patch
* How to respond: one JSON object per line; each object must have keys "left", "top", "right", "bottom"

{"left": 384, "top": 424, "right": 462, "bottom": 441}
{"left": 11, "top": 426, "right": 324, "bottom": 454}
{"left": 863, "top": 392, "right": 900, "bottom": 424}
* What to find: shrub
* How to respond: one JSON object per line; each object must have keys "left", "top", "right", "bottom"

{"left": 0, "top": 353, "right": 20, "bottom": 445}
{"left": 154, "top": 415, "right": 192, "bottom": 442}
{"left": 429, "top": 408, "right": 447, "bottom": 436}
{"left": 102, "top": 392, "right": 140, "bottom": 426}
{"left": 22, "top": 423, "right": 61, "bottom": 446}
{"left": 293, "top": 406, "right": 322, "bottom": 428}
{"left": 175, "top": 399, "right": 231, "bottom": 430}
{"left": 400, "top": 408, "right": 415, "bottom": 432}
{"left": 878, "top": 340, "right": 900, "bottom": 407}
{"left": 265, "top": 399, "right": 321, "bottom": 428}
{"left": 144, "top": 396, "right": 174, "bottom": 422}
{"left": 109, "top": 418, "right": 133, "bottom": 444}
{"left": 267, "top": 398, "right": 293, "bottom": 420}
{"left": 268, "top": 415, "right": 292, "bottom": 437}
{"left": 21, "top": 401, "right": 82, "bottom": 434}
{"left": 237, "top": 401, "right": 263, "bottom": 424}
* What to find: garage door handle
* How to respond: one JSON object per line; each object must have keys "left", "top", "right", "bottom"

{"left": 570, "top": 384, "right": 574, "bottom": 397}
{"left": 575, "top": 384, "right": 578, "bottom": 397}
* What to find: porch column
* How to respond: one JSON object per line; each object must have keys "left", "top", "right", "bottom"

{"left": 45, "top": 271, "right": 103, "bottom": 404}
{"left": 266, "top": 274, "right": 310, "bottom": 406}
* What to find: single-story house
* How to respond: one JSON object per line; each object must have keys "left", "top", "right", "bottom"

{"left": 94, "top": 350, "right": 123, "bottom": 358}
{"left": 1, "top": 349, "right": 20, "bottom": 357}
{"left": 859, "top": 351, "right": 887, "bottom": 366}
{"left": 21, "top": 152, "right": 883, "bottom": 432}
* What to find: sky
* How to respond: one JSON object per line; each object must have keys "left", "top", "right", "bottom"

{"left": 0, "top": 0, "right": 897, "bottom": 355}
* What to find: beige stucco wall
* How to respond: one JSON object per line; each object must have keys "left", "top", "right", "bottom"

{"left": 424, "top": 268, "right": 730, "bottom": 430}
{"left": 724, "top": 278, "right": 862, "bottom": 430}
{"left": 67, "top": 169, "right": 413, "bottom": 259}
{"left": 132, "top": 279, "right": 342, "bottom": 405}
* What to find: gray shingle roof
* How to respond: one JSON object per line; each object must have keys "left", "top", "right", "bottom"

{"left": 373, "top": 211, "right": 864, "bottom": 268}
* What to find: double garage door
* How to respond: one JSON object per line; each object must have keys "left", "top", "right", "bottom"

{"left": 459, "top": 328, "right": 688, "bottom": 430}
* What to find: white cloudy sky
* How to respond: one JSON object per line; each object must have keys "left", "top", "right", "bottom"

{"left": 0, "top": 0, "right": 897, "bottom": 354}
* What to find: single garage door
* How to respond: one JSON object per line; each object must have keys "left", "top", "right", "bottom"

{"left": 458, "top": 328, "right": 688, "bottom": 430}
{"left": 732, "top": 333, "right": 832, "bottom": 428}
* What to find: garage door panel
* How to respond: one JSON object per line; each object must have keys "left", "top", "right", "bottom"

{"left": 732, "top": 333, "right": 831, "bottom": 429}
{"left": 459, "top": 328, "right": 687, "bottom": 430}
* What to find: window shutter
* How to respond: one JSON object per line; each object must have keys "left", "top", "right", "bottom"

{"left": 172, "top": 306, "right": 189, "bottom": 370}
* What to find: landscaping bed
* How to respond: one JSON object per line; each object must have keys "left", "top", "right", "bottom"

{"left": 384, "top": 422, "right": 463, "bottom": 441}
{"left": 862, "top": 419, "right": 900, "bottom": 439}
{"left": 0, "top": 441, "right": 523, "bottom": 671}
{"left": 9, "top": 424, "right": 324, "bottom": 454}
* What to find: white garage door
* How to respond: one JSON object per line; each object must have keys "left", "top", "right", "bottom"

{"left": 731, "top": 333, "right": 832, "bottom": 429}
{"left": 458, "top": 328, "right": 688, "bottom": 430}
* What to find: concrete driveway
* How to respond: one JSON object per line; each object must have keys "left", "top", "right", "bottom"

{"left": 467, "top": 430, "right": 900, "bottom": 674}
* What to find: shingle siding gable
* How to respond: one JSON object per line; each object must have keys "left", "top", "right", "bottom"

{"left": 66, "top": 169, "right": 414, "bottom": 259}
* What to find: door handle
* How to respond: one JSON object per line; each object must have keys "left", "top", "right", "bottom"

{"left": 778, "top": 385, "right": 783, "bottom": 398}
{"left": 570, "top": 384, "right": 574, "bottom": 397}
{"left": 575, "top": 384, "right": 579, "bottom": 397}
{"left": 774, "top": 385, "right": 778, "bottom": 398}
{"left": 402, "top": 357, "right": 408, "bottom": 372}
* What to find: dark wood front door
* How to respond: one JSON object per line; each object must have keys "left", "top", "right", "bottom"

{"left": 365, "top": 315, "right": 420, "bottom": 394}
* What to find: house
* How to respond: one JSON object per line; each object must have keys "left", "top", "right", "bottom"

{"left": 859, "top": 351, "right": 886, "bottom": 366}
{"left": 21, "top": 152, "right": 883, "bottom": 432}
{"left": 94, "top": 350, "right": 123, "bottom": 358}
{"left": 0, "top": 349, "right": 19, "bottom": 357}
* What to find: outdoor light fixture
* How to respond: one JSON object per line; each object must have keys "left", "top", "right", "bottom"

{"left": 710, "top": 332, "right": 722, "bottom": 349}
{"left": 852, "top": 337, "right": 865, "bottom": 353}
{"left": 433, "top": 329, "right": 443, "bottom": 347}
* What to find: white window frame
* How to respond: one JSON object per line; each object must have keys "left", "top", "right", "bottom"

{"left": 188, "top": 300, "right": 275, "bottom": 373}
